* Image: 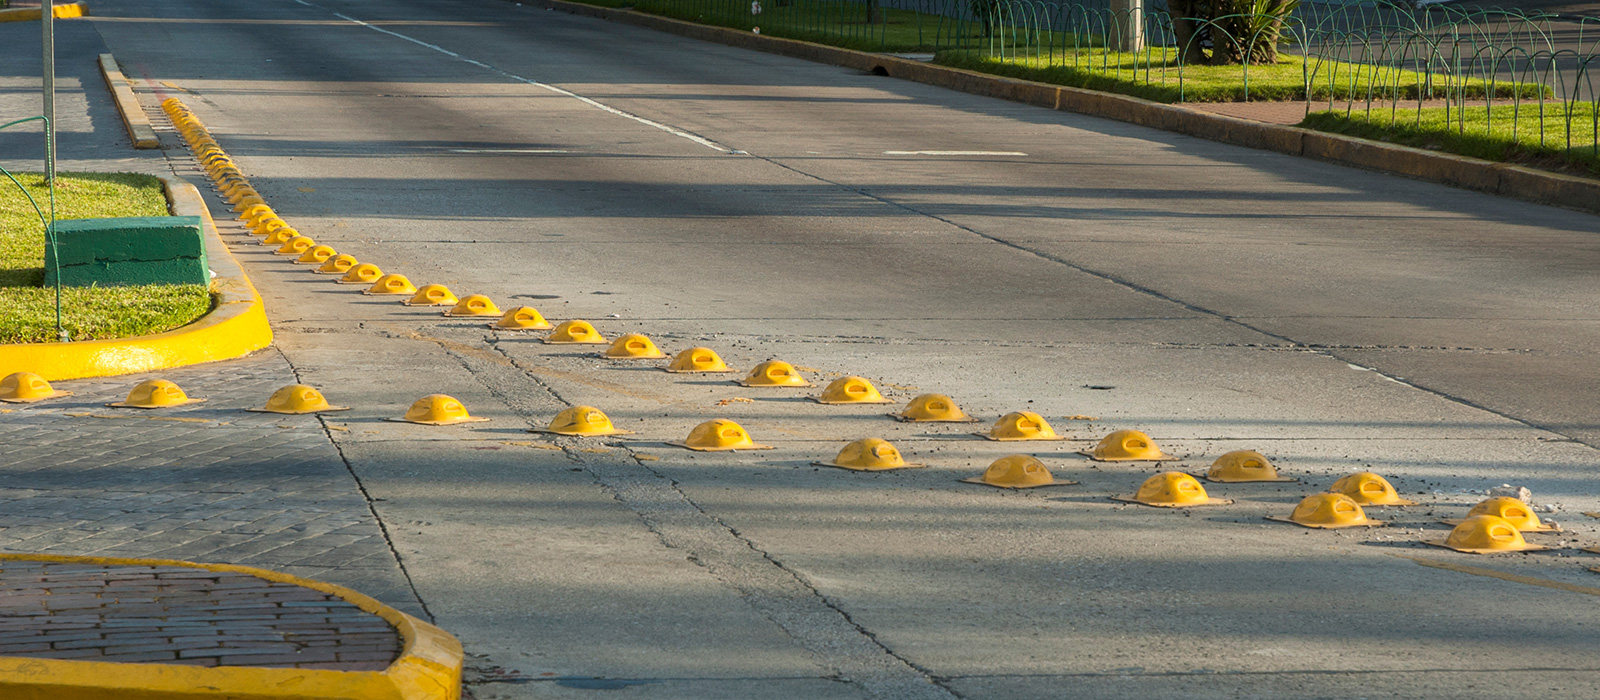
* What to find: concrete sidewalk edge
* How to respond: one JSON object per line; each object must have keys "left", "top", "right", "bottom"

{"left": 0, "top": 553, "right": 462, "bottom": 700}
{"left": 0, "top": 176, "right": 274, "bottom": 381}
{"left": 98, "top": 53, "right": 159, "bottom": 149}
{"left": 533, "top": 0, "right": 1600, "bottom": 215}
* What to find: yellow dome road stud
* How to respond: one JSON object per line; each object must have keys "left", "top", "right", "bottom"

{"left": 1111, "top": 472, "right": 1230, "bottom": 508}
{"left": 1266, "top": 493, "right": 1384, "bottom": 529}
{"left": 294, "top": 245, "right": 338, "bottom": 265}
{"left": 364, "top": 274, "right": 418, "bottom": 296}
{"left": 531, "top": 405, "right": 632, "bottom": 436}
{"left": 387, "top": 394, "right": 490, "bottom": 426}
{"left": 1079, "top": 429, "right": 1176, "bottom": 462}
{"left": 814, "top": 438, "right": 922, "bottom": 471}
{"left": 238, "top": 203, "right": 273, "bottom": 223}
{"left": 274, "top": 236, "right": 316, "bottom": 256}
{"left": 812, "top": 376, "right": 892, "bottom": 405}
{"left": 602, "top": 333, "right": 664, "bottom": 359}
{"left": 337, "top": 263, "right": 383, "bottom": 284}
{"left": 445, "top": 294, "right": 501, "bottom": 318}
{"left": 1443, "top": 497, "right": 1560, "bottom": 533}
{"left": 106, "top": 379, "right": 205, "bottom": 409}
{"left": 253, "top": 217, "right": 288, "bottom": 237}
{"left": 1328, "top": 472, "right": 1416, "bottom": 506}
{"left": 316, "top": 254, "right": 358, "bottom": 275}
{"left": 231, "top": 195, "right": 265, "bottom": 213}
{"left": 1426, "top": 515, "right": 1550, "bottom": 554}
{"left": 491, "top": 306, "right": 552, "bottom": 331}
{"left": 737, "top": 360, "right": 810, "bottom": 388}
{"left": 1202, "top": 449, "right": 1295, "bottom": 483}
{"left": 893, "top": 393, "right": 977, "bottom": 422}
{"left": 0, "top": 372, "right": 71, "bottom": 403}
{"left": 261, "top": 228, "right": 299, "bottom": 246}
{"left": 978, "top": 411, "right": 1064, "bottom": 441}
{"left": 960, "top": 455, "right": 1075, "bottom": 489}
{"left": 543, "top": 320, "right": 605, "bottom": 345}
{"left": 402, "top": 284, "right": 457, "bottom": 307}
{"left": 247, "top": 384, "right": 350, "bottom": 415}
{"left": 669, "top": 419, "right": 773, "bottom": 452}
{"left": 663, "top": 347, "right": 732, "bottom": 373}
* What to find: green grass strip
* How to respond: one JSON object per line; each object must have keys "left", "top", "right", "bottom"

{"left": 0, "top": 172, "right": 213, "bottom": 344}
{"left": 1301, "top": 101, "right": 1600, "bottom": 176}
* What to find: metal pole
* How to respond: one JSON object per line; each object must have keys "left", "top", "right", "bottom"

{"left": 42, "top": 0, "right": 56, "bottom": 183}
{"left": 1110, "top": 0, "right": 1143, "bottom": 52}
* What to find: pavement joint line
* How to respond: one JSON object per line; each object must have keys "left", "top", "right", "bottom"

{"left": 289, "top": 0, "right": 732, "bottom": 153}
{"left": 1392, "top": 552, "right": 1600, "bottom": 597}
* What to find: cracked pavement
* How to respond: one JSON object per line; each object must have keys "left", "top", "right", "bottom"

{"left": 7, "top": 0, "right": 1600, "bottom": 697}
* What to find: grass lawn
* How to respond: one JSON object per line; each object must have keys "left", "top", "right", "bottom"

{"left": 581, "top": 0, "right": 1000, "bottom": 52}
{"left": 935, "top": 50, "right": 1549, "bottom": 103}
{"left": 0, "top": 172, "right": 213, "bottom": 344}
{"left": 1301, "top": 101, "right": 1600, "bottom": 176}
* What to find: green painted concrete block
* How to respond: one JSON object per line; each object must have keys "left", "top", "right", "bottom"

{"left": 42, "top": 216, "right": 208, "bottom": 287}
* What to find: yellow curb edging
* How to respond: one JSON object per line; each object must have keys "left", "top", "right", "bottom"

{"left": 98, "top": 53, "right": 159, "bottom": 149}
{"left": 0, "top": 2, "right": 86, "bottom": 21}
{"left": 533, "top": 0, "right": 1600, "bottom": 214}
{"left": 0, "top": 552, "right": 462, "bottom": 700}
{"left": 0, "top": 175, "right": 274, "bottom": 381}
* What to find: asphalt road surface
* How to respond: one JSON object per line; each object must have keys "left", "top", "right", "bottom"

{"left": 16, "top": 0, "right": 1600, "bottom": 696}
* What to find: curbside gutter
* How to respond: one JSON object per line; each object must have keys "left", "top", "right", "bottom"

{"left": 0, "top": 553, "right": 462, "bottom": 700}
{"left": 531, "top": 0, "right": 1600, "bottom": 215}
{"left": 98, "top": 53, "right": 159, "bottom": 149}
{"left": 0, "top": 176, "right": 274, "bottom": 381}
{"left": 0, "top": 1, "right": 86, "bottom": 22}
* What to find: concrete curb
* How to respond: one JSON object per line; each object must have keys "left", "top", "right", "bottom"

{"left": 0, "top": 2, "right": 85, "bottom": 21}
{"left": 98, "top": 53, "right": 159, "bottom": 149}
{"left": 0, "top": 553, "right": 462, "bottom": 700}
{"left": 0, "top": 176, "right": 274, "bottom": 381}
{"left": 531, "top": 0, "right": 1600, "bottom": 215}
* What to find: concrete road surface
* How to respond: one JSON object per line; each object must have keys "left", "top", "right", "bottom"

{"left": 8, "top": 0, "right": 1600, "bottom": 696}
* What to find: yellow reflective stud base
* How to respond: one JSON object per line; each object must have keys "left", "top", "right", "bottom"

{"left": 894, "top": 393, "right": 977, "bottom": 422}
{"left": 1203, "top": 449, "right": 1295, "bottom": 483}
{"left": 492, "top": 306, "right": 553, "bottom": 331}
{"left": 445, "top": 294, "right": 501, "bottom": 317}
{"left": 1080, "top": 429, "right": 1176, "bottom": 462}
{"left": 294, "top": 245, "right": 338, "bottom": 265}
{"left": 337, "top": 263, "right": 384, "bottom": 284}
{"left": 106, "top": 379, "right": 204, "bottom": 409}
{"left": 1443, "top": 497, "right": 1560, "bottom": 533}
{"left": 1267, "top": 493, "right": 1383, "bottom": 529}
{"left": 669, "top": 419, "right": 773, "bottom": 451}
{"left": 1112, "top": 472, "right": 1230, "bottom": 507}
{"left": 813, "top": 376, "right": 892, "bottom": 404}
{"left": 1426, "top": 514, "right": 1550, "bottom": 554}
{"left": 403, "top": 284, "right": 458, "bottom": 307}
{"left": 316, "top": 254, "right": 359, "bottom": 274}
{"left": 544, "top": 320, "right": 606, "bottom": 344}
{"left": 603, "top": 334, "right": 665, "bottom": 359}
{"left": 0, "top": 372, "right": 71, "bottom": 403}
{"left": 738, "top": 360, "right": 810, "bottom": 388}
{"left": 961, "top": 455, "right": 1075, "bottom": 489}
{"left": 247, "top": 384, "right": 350, "bottom": 414}
{"left": 1329, "top": 471, "right": 1416, "bottom": 506}
{"left": 814, "top": 438, "right": 922, "bottom": 471}
{"left": 979, "top": 411, "right": 1063, "bottom": 441}
{"left": 387, "top": 394, "right": 490, "bottom": 426}
{"left": 664, "top": 347, "right": 733, "bottom": 373}
{"left": 364, "top": 274, "right": 418, "bottom": 296}
{"left": 532, "top": 405, "right": 632, "bottom": 436}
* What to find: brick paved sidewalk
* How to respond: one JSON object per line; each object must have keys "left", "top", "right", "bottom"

{"left": 0, "top": 559, "right": 400, "bottom": 670}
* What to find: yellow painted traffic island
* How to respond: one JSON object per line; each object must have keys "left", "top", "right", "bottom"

{"left": 0, "top": 553, "right": 461, "bottom": 700}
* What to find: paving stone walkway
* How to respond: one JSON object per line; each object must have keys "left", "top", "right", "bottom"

{"left": 0, "top": 558, "right": 401, "bottom": 670}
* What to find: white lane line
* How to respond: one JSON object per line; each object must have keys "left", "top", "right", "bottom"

{"left": 292, "top": 0, "right": 731, "bottom": 153}
{"left": 883, "top": 150, "right": 1029, "bottom": 156}
{"left": 448, "top": 149, "right": 571, "bottom": 154}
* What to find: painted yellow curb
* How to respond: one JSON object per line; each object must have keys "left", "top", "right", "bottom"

{"left": 0, "top": 176, "right": 274, "bottom": 381}
{"left": 0, "top": 552, "right": 462, "bottom": 700}
{"left": 98, "top": 53, "right": 159, "bottom": 149}
{"left": 0, "top": 2, "right": 86, "bottom": 21}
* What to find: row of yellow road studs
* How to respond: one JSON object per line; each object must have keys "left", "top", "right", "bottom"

{"left": 144, "top": 98, "right": 1576, "bottom": 560}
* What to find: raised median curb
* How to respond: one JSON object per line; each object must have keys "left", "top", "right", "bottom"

{"left": 532, "top": 0, "right": 1600, "bottom": 215}
{"left": 0, "top": 553, "right": 462, "bottom": 700}
{"left": 0, "top": 175, "right": 274, "bottom": 381}
{"left": 0, "top": 2, "right": 86, "bottom": 22}
{"left": 98, "top": 53, "right": 159, "bottom": 149}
